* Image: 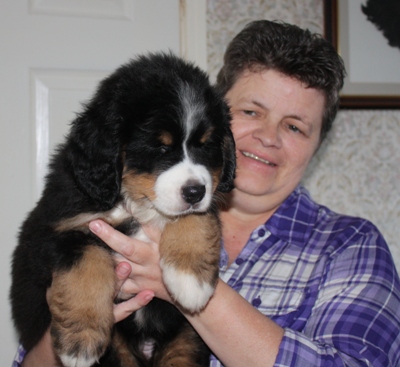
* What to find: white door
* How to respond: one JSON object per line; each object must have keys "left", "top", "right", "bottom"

{"left": 0, "top": 0, "right": 206, "bottom": 362}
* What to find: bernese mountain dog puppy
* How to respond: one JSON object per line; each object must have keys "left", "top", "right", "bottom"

{"left": 10, "top": 53, "right": 235, "bottom": 367}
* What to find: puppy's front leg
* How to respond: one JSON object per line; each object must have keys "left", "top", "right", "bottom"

{"left": 47, "top": 245, "right": 116, "bottom": 367}
{"left": 160, "top": 213, "right": 220, "bottom": 313}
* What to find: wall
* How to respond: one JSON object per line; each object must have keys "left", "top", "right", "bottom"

{"left": 206, "top": 0, "right": 400, "bottom": 271}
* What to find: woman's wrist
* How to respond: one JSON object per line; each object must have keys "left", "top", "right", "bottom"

{"left": 183, "top": 279, "right": 284, "bottom": 367}
{"left": 21, "top": 329, "right": 58, "bottom": 367}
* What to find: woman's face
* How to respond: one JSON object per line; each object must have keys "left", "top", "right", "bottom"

{"left": 225, "top": 69, "right": 325, "bottom": 212}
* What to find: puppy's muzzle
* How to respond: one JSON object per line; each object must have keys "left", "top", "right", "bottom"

{"left": 181, "top": 184, "right": 206, "bottom": 205}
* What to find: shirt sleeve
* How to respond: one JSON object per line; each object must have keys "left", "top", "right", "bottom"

{"left": 12, "top": 344, "right": 26, "bottom": 367}
{"left": 274, "top": 225, "right": 400, "bottom": 367}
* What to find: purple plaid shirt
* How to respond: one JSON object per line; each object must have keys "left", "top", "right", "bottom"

{"left": 211, "top": 186, "right": 400, "bottom": 366}
{"left": 13, "top": 186, "right": 400, "bottom": 366}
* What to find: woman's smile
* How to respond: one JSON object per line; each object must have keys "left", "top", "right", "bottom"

{"left": 241, "top": 151, "right": 276, "bottom": 166}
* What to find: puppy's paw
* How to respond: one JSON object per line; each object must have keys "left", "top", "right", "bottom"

{"left": 50, "top": 308, "right": 113, "bottom": 367}
{"left": 161, "top": 260, "right": 215, "bottom": 313}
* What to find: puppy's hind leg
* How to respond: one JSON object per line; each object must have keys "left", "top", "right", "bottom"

{"left": 47, "top": 245, "right": 116, "bottom": 367}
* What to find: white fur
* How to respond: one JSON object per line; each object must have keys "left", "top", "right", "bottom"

{"left": 153, "top": 158, "right": 213, "bottom": 217}
{"left": 142, "top": 339, "right": 155, "bottom": 359}
{"left": 160, "top": 260, "right": 214, "bottom": 312}
{"left": 179, "top": 82, "right": 206, "bottom": 134}
{"left": 134, "top": 308, "right": 147, "bottom": 328}
{"left": 60, "top": 354, "right": 97, "bottom": 367}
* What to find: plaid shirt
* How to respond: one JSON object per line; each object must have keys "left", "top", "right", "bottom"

{"left": 211, "top": 186, "right": 400, "bottom": 366}
{"left": 13, "top": 186, "right": 400, "bottom": 366}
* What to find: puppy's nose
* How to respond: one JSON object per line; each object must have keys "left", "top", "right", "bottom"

{"left": 182, "top": 185, "right": 206, "bottom": 205}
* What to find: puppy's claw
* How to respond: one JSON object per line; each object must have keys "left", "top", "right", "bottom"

{"left": 161, "top": 261, "right": 215, "bottom": 313}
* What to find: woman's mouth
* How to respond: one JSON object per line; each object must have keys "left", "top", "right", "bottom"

{"left": 242, "top": 151, "right": 276, "bottom": 166}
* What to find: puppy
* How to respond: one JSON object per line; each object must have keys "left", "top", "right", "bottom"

{"left": 10, "top": 52, "right": 235, "bottom": 367}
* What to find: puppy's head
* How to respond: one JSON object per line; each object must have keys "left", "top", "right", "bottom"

{"left": 68, "top": 53, "right": 235, "bottom": 215}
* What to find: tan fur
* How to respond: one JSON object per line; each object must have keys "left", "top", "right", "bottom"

{"left": 200, "top": 127, "right": 215, "bottom": 144}
{"left": 55, "top": 213, "right": 103, "bottom": 232}
{"left": 160, "top": 213, "right": 220, "bottom": 286}
{"left": 211, "top": 168, "right": 222, "bottom": 192}
{"left": 154, "top": 324, "right": 207, "bottom": 366}
{"left": 54, "top": 208, "right": 131, "bottom": 233}
{"left": 47, "top": 246, "right": 116, "bottom": 359}
{"left": 122, "top": 171, "right": 157, "bottom": 202}
{"left": 159, "top": 131, "right": 173, "bottom": 146}
{"left": 112, "top": 332, "right": 140, "bottom": 367}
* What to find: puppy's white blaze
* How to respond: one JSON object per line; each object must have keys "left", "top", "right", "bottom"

{"left": 160, "top": 260, "right": 214, "bottom": 312}
{"left": 179, "top": 82, "right": 206, "bottom": 135}
{"left": 154, "top": 158, "right": 213, "bottom": 216}
{"left": 60, "top": 354, "right": 97, "bottom": 367}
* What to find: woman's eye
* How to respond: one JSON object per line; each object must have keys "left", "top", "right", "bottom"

{"left": 243, "top": 110, "right": 256, "bottom": 116}
{"left": 288, "top": 125, "right": 301, "bottom": 133}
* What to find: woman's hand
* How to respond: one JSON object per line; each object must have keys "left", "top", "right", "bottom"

{"left": 89, "top": 220, "right": 173, "bottom": 322}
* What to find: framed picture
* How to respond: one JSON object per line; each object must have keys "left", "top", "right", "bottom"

{"left": 324, "top": 0, "right": 400, "bottom": 109}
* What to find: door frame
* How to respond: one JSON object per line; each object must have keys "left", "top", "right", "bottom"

{"left": 179, "top": 0, "right": 207, "bottom": 71}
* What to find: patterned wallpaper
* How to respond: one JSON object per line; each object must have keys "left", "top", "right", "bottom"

{"left": 206, "top": 0, "right": 400, "bottom": 271}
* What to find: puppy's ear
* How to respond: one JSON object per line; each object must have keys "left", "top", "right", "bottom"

{"left": 68, "top": 106, "right": 123, "bottom": 211}
{"left": 217, "top": 126, "right": 236, "bottom": 193}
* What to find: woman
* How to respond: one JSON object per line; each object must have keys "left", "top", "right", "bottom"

{"left": 15, "top": 20, "right": 400, "bottom": 367}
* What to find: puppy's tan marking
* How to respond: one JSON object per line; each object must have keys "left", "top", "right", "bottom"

{"left": 54, "top": 207, "right": 131, "bottom": 233}
{"left": 159, "top": 131, "right": 173, "bottom": 146}
{"left": 200, "top": 127, "right": 215, "bottom": 144}
{"left": 154, "top": 323, "right": 207, "bottom": 367}
{"left": 112, "top": 332, "right": 140, "bottom": 367}
{"left": 211, "top": 167, "right": 222, "bottom": 191}
{"left": 48, "top": 245, "right": 115, "bottom": 362}
{"left": 123, "top": 171, "right": 157, "bottom": 202}
{"left": 160, "top": 213, "right": 220, "bottom": 285}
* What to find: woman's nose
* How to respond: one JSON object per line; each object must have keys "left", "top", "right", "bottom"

{"left": 252, "top": 121, "right": 282, "bottom": 148}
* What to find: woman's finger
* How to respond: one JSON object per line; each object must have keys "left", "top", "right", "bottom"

{"left": 113, "top": 290, "right": 154, "bottom": 323}
{"left": 115, "top": 261, "right": 132, "bottom": 279}
{"left": 114, "top": 261, "right": 132, "bottom": 298}
{"left": 89, "top": 220, "right": 135, "bottom": 258}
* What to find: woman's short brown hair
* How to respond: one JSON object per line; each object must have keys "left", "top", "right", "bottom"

{"left": 216, "top": 20, "right": 346, "bottom": 142}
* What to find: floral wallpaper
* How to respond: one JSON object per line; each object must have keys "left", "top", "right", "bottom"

{"left": 206, "top": 0, "right": 400, "bottom": 271}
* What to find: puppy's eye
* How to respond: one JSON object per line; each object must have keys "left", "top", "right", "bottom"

{"left": 158, "top": 131, "right": 173, "bottom": 154}
{"left": 159, "top": 145, "right": 171, "bottom": 154}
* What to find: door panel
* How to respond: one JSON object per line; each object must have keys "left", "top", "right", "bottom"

{"left": 31, "top": 69, "right": 110, "bottom": 198}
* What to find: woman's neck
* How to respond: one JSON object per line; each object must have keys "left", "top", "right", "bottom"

{"left": 220, "top": 206, "right": 274, "bottom": 266}
{"left": 219, "top": 189, "right": 283, "bottom": 266}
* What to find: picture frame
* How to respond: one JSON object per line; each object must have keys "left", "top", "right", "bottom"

{"left": 324, "top": 0, "right": 400, "bottom": 109}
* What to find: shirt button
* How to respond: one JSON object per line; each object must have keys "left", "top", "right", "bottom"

{"left": 235, "top": 258, "right": 244, "bottom": 265}
{"left": 252, "top": 297, "right": 262, "bottom": 307}
{"left": 258, "top": 228, "right": 266, "bottom": 237}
